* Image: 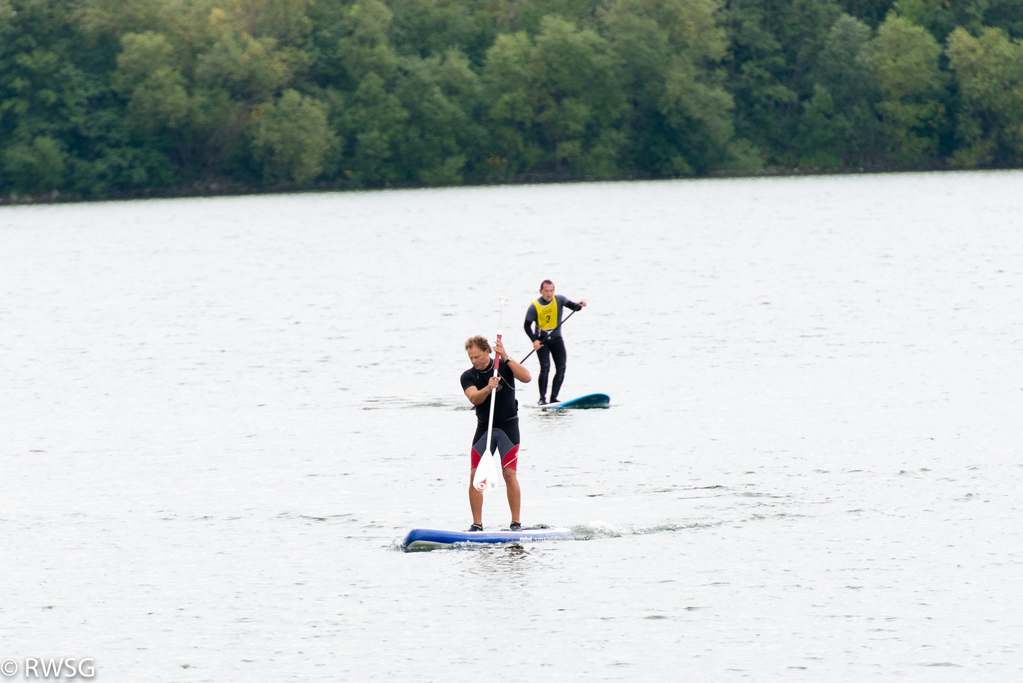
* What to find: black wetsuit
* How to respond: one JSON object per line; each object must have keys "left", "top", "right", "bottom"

{"left": 523, "top": 294, "right": 582, "bottom": 402}
{"left": 460, "top": 357, "right": 520, "bottom": 465}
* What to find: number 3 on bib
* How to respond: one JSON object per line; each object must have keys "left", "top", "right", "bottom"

{"left": 533, "top": 298, "right": 558, "bottom": 331}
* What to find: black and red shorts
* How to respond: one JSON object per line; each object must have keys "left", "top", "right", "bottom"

{"left": 470, "top": 418, "right": 520, "bottom": 470}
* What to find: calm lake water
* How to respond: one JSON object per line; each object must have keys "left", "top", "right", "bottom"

{"left": 2, "top": 171, "right": 1022, "bottom": 681}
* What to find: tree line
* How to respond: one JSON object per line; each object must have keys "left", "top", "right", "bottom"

{"left": 2, "top": 0, "right": 1022, "bottom": 198}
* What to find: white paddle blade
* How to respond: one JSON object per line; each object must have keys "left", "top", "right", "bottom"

{"left": 472, "top": 447, "right": 499, "bottom": 492}
{"left": 490, "top": 454, "right": 504, "bottom": 489}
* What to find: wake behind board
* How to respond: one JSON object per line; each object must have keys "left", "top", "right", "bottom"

{"left": 542, "top": 393, "right": 610, "bottom": 409}
{"left": 402, "top": 526, "right": 572, "bottom": 552}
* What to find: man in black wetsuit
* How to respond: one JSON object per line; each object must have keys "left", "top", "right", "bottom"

{"left": 523, "top": 280, "right": 586, "bottom": 404}
{"left": 460, "top": 335, "right": 531, "bottom": 532}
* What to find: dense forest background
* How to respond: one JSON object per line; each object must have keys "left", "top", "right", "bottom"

{"left": 2, "top": 0, "right": 1022, "bottom": 198}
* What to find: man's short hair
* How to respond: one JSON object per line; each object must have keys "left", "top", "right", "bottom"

{"left": 540, "top": 279, "right": 554, "bottom": 290}
{"left": 465, "top": 335, "right": 491, "bottom": 352}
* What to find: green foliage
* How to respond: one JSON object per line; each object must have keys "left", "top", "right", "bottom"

{"left": 779, "top": 0, "right": 844, "bottom": 99}
{"left": 251, "top": 88, "right": 337, "bottom": 184}
{"left": 387, "top": 0, "right": 486, "bottom": 62}
{"left": 74, "top": 0, "right": 168, "bottom": 48}
{"left": 798, "top": 84, "right": 845, "bottom": 166}
{"left": 194, "top": 31, "right": 295, "bottom": 102}
{"left": 983, "top": 0, "right": 1023, "bottom": 39}
{"left": 797, "top": 14, "right": 880, "bottom": 165}
{"left": 482, "top": 31, "right": 539, "bottom": 174}
{"left": 114, "top": 32, "right": 191, "bottom": 133}
{"left": 481, "top": 18, "right": 630, "bottom": 177}
{"left": 3, "top": 0, "right": 1023, "bottom": 197}
{"left": 946, "top": 26, "right": 1023, "bottom": 165}
{"left": 337, "top": 0, "right": 401, "bottom": 85}
{"left": 394, "top": 50, "right": 484, "bottom": 184}
{"left": 723, "top": 0, "right": 801, "bottom": 160}
{"left": 530, "top": 17, "right": 627, "bottom": 174}
{"left": 512, "top": 0, "right": 605, "bottom": 36}
{"left": 838, "top": 0, "right": 895, "bottom": 29}
{"left": 2, "top": 135, "right": 65, "bottom": 192}
{"left": 892, "top": 0, "right": 1023, "bottom": 42}
{"left": 873, "top": 14, "right": 947, "bottom": 165}
{"left": 341, "top": 71, "right": 408, "bottom": 184}
{"left": 601, "top": 0, "right": 746, "bottom": 174}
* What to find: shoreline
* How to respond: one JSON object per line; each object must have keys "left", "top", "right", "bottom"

{"left": 2, "top": 162, "right": 1020, "bottom": 207}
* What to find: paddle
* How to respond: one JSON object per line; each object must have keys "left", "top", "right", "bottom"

{"left": 473, "top": 297, "right": 508, "bottom": 493}
{"left": 519, "top": 308, "right": 578, "bottom": 364}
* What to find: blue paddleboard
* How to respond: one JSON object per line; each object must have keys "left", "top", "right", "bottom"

{"left": 401, "top": 526, "right": 572, "bottom": 552}
{"left": 545, "top": 393, "right": 610, "bottom": 409}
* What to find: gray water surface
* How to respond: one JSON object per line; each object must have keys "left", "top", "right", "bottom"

{"left": 2, "top": 172, "right": 1022, "bottom": 681}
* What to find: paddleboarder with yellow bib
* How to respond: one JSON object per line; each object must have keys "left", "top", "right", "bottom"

{"left": 523, "top": 280, "right": 586, "bottom": 405}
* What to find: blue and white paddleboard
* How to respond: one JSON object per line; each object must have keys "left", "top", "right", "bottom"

{"left": 543, "top": 393, "right": 610, "bottom": 409}
{"left": 401, "top": 526, "right": 572, "bottom": 552}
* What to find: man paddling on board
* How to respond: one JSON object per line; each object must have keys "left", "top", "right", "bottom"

{"left": 461, "top": 335, "right": 531, "bottom": 531}
{"left": 523, "top": 280, "right": 586, "bottom": 405}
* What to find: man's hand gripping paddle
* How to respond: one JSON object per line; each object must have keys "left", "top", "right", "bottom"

{"left": 473, "top": 297, "right": 508, "bottom": 493}
{"left": 519, "top": 308, "right": 578, "bottom": 364}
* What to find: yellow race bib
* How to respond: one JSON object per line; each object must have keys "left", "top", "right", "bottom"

{"left": 532, "top": 298, "right": 559, "bottom": 330}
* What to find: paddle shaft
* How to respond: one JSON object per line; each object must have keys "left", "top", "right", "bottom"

{"left": 519, "top": 308, "right": 578, "bottom": 364}
{"left": 483, "top": 332, "right": 501, "bottom": 460}
{"left": 480, "top": 297, "right": 508, "bottom": 489}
